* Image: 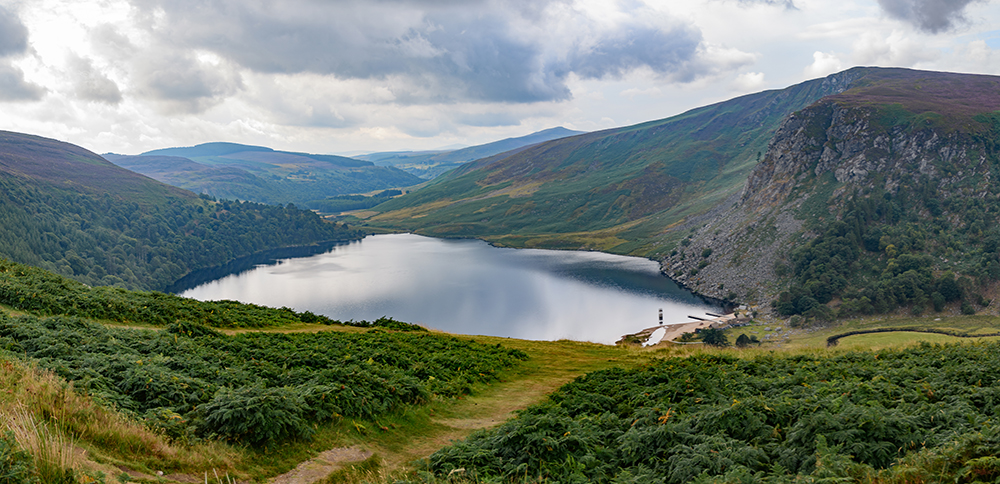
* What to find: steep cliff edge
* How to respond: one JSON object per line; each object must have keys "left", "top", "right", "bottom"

{"left": 664, "top": 69, "right": 1000, "bottom": 319}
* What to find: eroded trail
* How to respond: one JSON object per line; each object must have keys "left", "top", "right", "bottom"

{"left": 273, "top": 337, "right": 634, "bottom": 483}
{"left": 269, "top": 447, "right": 373, "bottom": 484}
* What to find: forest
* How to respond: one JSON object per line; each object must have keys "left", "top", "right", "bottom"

{"left": 774, "top": 177, "right": 1000, "bottom": 321}
{"left": 0, "top": 174, "right": 361, "bottom": 292}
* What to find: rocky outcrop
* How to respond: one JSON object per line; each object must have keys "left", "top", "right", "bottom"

{"left": 742, "top": 100, "right": 990, "bottom": 210}
{"left": 662, "top": 95, "right": 996, "bottom": 313}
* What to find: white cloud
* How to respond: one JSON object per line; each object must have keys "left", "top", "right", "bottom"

{"left": 620, "top": 87, "right": 663, "bottom": 99}
{"left": 929, "top": 39, "right": 1000, "bottom": 75}
{"left": 731, "top": 71, "right": 766, "bottom": 92}
{"left": 804, "top": 51, "right": 843, "bottom": 78}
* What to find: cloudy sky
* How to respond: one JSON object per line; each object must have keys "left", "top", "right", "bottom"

{"left": 0, "top": 0, "right": 998, "bottom": 155}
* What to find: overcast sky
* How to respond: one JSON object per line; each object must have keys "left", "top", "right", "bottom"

{"left": 0, "top": 0, "right": 998, "bottom": 155}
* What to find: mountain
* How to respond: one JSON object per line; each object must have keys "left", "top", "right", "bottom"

{"left": 106, "top": 142, "right": 423, "bottom": 207}
{"left": 367, "top": 67, "right": 1000, "bottom": 319}
{"left": 356, "top": 127, "right": 585, "bottom": 179}
{"left": 662, "top": 68, "right": 1000, "bottom": 318}
{"left": 366, "top": 68, "right": 870, "bottom": 254}
{"left": 0, "top": 131, "right": 360, "bottom": 291}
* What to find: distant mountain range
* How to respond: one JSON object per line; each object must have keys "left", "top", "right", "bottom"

{"left": 364, "top": 67, "right": 1000, "bottom": 316}
{"left": 355, "top": 127, "right": 585, "bottom": 179}
{"left": 0, "top": 131, "right": 358, "bottom": 291}
{"left": 104, "top": 142, "right": 423, "bottom": 207}
{"left": 104, "top": 128, "right": 582, "bottom": 208}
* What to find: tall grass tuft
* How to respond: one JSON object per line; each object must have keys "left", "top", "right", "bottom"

{"left": 1, "top": 405, "right": 77, "bottom": 483}
{"left": 0, "top": 357, "right": 241, "bottom": 480}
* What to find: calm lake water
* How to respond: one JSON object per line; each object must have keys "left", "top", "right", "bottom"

{"left": 180, "top": 234, "right": 720, "bottom": 344}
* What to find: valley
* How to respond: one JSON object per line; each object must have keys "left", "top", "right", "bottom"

{"left": 3, "top": 66, "right": 1000, "bottom": 483}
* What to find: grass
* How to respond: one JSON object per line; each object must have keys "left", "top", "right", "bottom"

{"left": 718, "top": 313, "right": 1000, "bottom": 351}
{"left": 8, "top": 301, "right": 1000, "bottom": 482}
{"left": 0, "top": 357, "right": 242, "bottom": 483}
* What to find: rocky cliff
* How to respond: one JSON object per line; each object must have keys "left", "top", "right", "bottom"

{"left": 662, "top": 69, "right": 1000, "bottom": 317}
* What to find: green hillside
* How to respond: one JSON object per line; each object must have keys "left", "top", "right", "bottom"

{"left": 358, "top": 127, "right": 585, "bottom": 179}
{"left": 107, "top": 142, "right": 423, "bottom": 207}
{"left": 365, "top": 68, "right": 874, "bottom": 256}
{"left": 0, "top": 131, "right": 360, "bottom": 291}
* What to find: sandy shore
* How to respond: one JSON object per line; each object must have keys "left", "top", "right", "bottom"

{"left": 658, "top": 320, "right": 715, "bottom": 342}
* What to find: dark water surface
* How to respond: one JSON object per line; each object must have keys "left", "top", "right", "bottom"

{"left": 180, "top": 234, "right": 720, "bottom": 343}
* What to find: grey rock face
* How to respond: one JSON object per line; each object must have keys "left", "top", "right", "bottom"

{"left": 665, "top": 98, "right": 990, "bottom": 314}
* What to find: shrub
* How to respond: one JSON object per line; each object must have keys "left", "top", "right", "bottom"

{"left": 201, "top": 385, "right": 312, "bottom": 447}
{"left": 700, "top": 328, "right": 728, "bottom": 347}
{"left": 961, "top": 301, "right": 976, "bottom": 315}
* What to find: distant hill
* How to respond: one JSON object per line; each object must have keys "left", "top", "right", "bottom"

{"left": 366, "top": 69, "right": 868, "bottom": 254}
{"left": 355, "top": 127, "right": 585, "bottom": 179}
{"left": 0, "top": 131, "right": 360, "bottom": 291}
{"left": 106, "top": 142, "right": 423, "bottom": 207}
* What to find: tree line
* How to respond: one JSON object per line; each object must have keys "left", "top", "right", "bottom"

{"left": 0, "top": 174, "right": 362, "bottom": 291}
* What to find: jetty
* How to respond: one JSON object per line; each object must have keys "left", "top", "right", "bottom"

{"left": 616, "top": 312, "right": 742, "bottom": 346}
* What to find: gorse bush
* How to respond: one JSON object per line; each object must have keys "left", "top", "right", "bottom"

{"left": 0, "top": 315, "right": 526, "bottom": 448}
{"left": 423, "top": 342, "right": 1000, "bottom": 483}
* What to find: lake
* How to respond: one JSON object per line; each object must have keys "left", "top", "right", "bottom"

{"left": 179, "top": 233, "right": 721, "bottom": 344}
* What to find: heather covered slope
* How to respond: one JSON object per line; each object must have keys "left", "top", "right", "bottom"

{"left": 0, "top": 131, "right": 360, "bottom": 291}
{"left": 365, "top": 68, "right": 871, "bottom": 256}
{"left": 108, "top": 142, "right": 423, "bottom": 206}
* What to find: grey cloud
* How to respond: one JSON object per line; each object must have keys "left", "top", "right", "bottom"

{"left": 134, "top": 52, "right": 243, "bottom": 113}
{"left": 0, "top": 5, "right": 28, "bottom": 57}
{"left": 0, "top": 64, "right": 44, "bottom": 101}
{"left": 567, "top": 23, "right": 702, "bottom": 81}
{"left": 90, "top": 24, "right": 138, "bottom": 60}
{"left": 67, "top": 55, "right": 123, "bottom": 104}
{"left": 878, "top": 0, "right": 983, "bottom": 33}
{"left": 128, "top": 0, "right": 731, "bottom": 104}
{"left": 0, "top": 5, "right": 42, "bottom": 102}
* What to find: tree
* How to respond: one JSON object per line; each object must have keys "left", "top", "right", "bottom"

{"left": 735, "top": 333, "right": 751, "bottom": 348}
{"left": 701, "top": 328, "right": 729, "bottom": 347}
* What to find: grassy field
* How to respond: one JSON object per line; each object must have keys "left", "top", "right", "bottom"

{"left": 6, "top": 308, "right": 1000, "bottom": 483}
{"left": 774, "top": 314, "right": 1000, "bottom": 350}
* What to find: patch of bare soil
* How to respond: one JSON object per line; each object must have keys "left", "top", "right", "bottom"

{"left": 268, "top": 446, "right": 373, "bottom": 484}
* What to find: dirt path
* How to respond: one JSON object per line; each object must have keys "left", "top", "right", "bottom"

{"left": 268, "top": 447, "right": 373, "bottom": 484}
{"left": 255, "top": 340, "right": 622, "bottom": 484}
{"left": 363, "top": 338, "right": 629, "bottom": 476}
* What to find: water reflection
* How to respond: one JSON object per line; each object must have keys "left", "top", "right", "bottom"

{"left": 180, "top": 234, "right": 720, "bottom": 344}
